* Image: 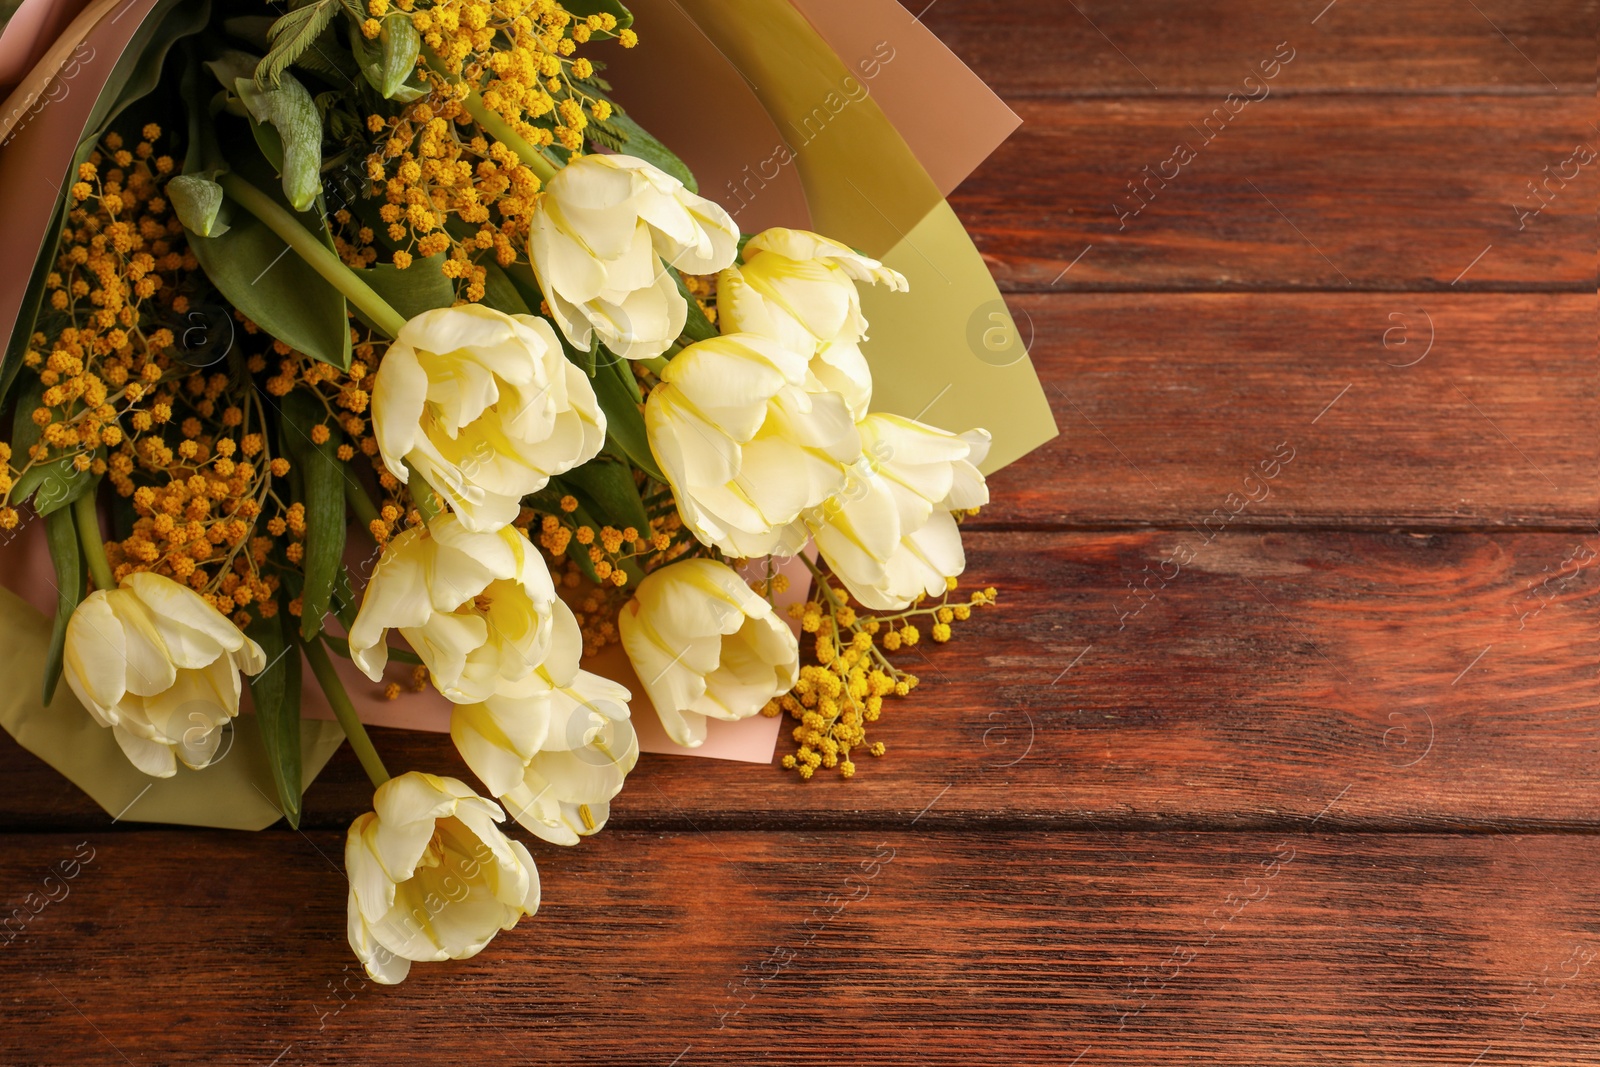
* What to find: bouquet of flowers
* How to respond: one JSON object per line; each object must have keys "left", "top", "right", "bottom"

{"left": 0, "top": 0, "right": 1052, "bottom": 982}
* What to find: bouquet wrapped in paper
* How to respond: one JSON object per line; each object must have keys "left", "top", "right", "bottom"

{"left": 0, "top": 0, "right": 1053, "bottom": 980}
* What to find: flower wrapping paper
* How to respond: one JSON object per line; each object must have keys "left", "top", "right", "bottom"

{"left": 0, "top": 0, "right": 1055, "bottom": 828}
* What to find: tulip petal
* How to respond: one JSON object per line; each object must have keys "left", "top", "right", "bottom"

{"left": 63, "top": 592, "right": 127, "bottom": 714}
{"left": 112, "top": 724, "right": 176, "bottom": 777}
{"left": 348, "top": 895, "right": 412, "bottom": 984}
{"left": 126, "top": 573, "right": 245, "bottom": 666}
{"left": 372, "top": 341, "right": 428, "bottom": 483}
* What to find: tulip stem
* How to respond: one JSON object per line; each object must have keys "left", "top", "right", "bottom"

{"left": 344, "top": 476, "right": 381, "bottom": 533}
{"left": 216, "top": 172, "right": 409, "bottom": 340}
{"left": 72, "top": 492, "right": 114, "bottom": 592}
{"left": 419, "top": 49, "right": 557, "bottom": 183}
{"left": 305, "top": 637, "right": 391, "bottom": 787}
{"left": 412, "top": 481, "right": 444, "bottom": 526}
{"left": 460, "top": 92, "right": 558, "bottom": 183}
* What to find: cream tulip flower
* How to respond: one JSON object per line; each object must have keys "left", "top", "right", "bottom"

{"left": 349, "top": 515, "right": 560, "bottom": 704}
{"left": 450, "top": 602, "right": 639, "bottom": 845}
{"left": 345, "top": 771, "right": 540, "bottom": 985}
{"left": 62, "top": 572, "right": 266, "bottom": 778}
{"left": 719, "top": 228, "right": 907, "bottom": 421}
{"left": 372, "top": 305, "right": 604, "bottom": 533}
{"left": 644, "top": 333, "right": 860, "bottom": 558}
{"left": 807, "top": 413, "right": 991, "bottom": 611}
{"left": 499, "top": 673, "right": 639, "bottom": 846}
{"left": 529, "top": 153, "right": 738, "bottom": 360}
{"left": 618, "top": 558, "right": 798, "bottom": 748}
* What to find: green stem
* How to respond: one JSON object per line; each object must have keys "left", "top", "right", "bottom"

{"left": 72, "top": 492, "right": 114, "bottom": 592}
{"left": 800, "top": 552, "right": 902, "bottom": 677}
{"left": 420, "top": 48, "right": 557, "bottom": 182}
{"left": 641, "top": 354, "right": 671, "bottom": 376}
{"left": 216, "top": 172, "right": 408, "bottom": 339}
{"left": 304, "top": 637, "right": 390, "bottom": 787}
{"left": 460, "top": 92, "right": 558, "bottom": 182}
{"left": 413, "top": 480, "right": 444, "bottom": 525}
{"left": 344, "top": 476, "right": 381, "bottom": 533}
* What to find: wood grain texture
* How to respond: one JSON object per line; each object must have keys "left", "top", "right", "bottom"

{"left": 3, "top": 528, "right": 1593, "bottom": 830}
{"left": 907, "top": 0, "right": 1598, "bottom": 95}
{"left": 1, "top": 832, "right": 1596, "bottom": 1066}
{"left": 974, "top": 293, "right": 1600, "bottom": 528}
{"left": 950, "top": 96, "right": 1595, "bottom": 291}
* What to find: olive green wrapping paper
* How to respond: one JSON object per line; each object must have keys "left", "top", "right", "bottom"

{"left": 0, "top": 583, "right": 347, "bottom": 829}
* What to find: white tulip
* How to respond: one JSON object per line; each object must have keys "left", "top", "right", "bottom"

{"left": 644, "top": 333, "right": 860, "bottom": 558}
{"left": 617, "top": 558, "right": 798, "bottom": 748}
{"left": 450, "top": 603, "right": 639, "bottom": 846}
{"left": 345, "top": 771, "right": 539, "bottom": 984}
{"left": 719, "top": 228, "right": 907, "bottom": 421}
{"left": 500, "top": 673, "right": 638, "bottom": 846}
{"left": 372, "top": 305, "right": 604, "bottom": 534}
{"left": 807, "top": 413, "right": 991, "bottom": 611}
{"left": 62, "top": 572, "right": 265, "bottom": 778}
{"left": 529, "top": 153, "right": 738, "bottom": 360}
{"left": 348, "top": 515, "right": 560, "bottom": 704}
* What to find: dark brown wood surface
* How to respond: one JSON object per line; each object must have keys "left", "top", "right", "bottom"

{"left": 4, "top": 832, "right": 1600, "bottom": 1066}
{"left": 1, "top": 2, "right": 1596, "bottom": 1065}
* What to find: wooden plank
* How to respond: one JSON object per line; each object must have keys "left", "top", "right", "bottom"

{"left": 908, "top": 0, "right": 1597, "bottom": 95}
{"left": 948, "top": 96, "right": 1594, "bottom": 291}
{"left": 1, "top": 831, "right": 1596, "bottom": 1064}
{"left": 2, "top": 529, "right": 1593, "bottom": 830}
{"left": 972, "top": 293, "right": 1600, "bottom": 529}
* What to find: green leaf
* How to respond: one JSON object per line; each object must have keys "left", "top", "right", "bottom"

{"left": 166, "top": 174, "right": 229, "bottom": 237}
{"left": 280, "top": 390, "right": 348, "bottom": 641}
{"left": 350, "top": 21, "right": 426, "bottom": 103}
{"left": 13, "top": 459, "right": 93, "bottom": 516}
{"left": 671, "top": 267, "right": 717, "bottom": 342}
{"left": 586, "top": 117, "right": 629, "bottom": 155}
{"left": 601, "top": 105, "right": 696, "bottom": 193}
{"left": 222, "top": 14, "right": 276, "bottom": 50}
{"left": 83, "top": 0, "right": 213, "bottom": 143}
{"left": 560, "top": 458, "right": 650, "bottom": 537}
{"left": 180, "top": 100, "right": 351, "bottom": 369}
{"left": 349, "top": 253, "right": 452, "bottom": 320}
{"left": 561, "top": 0, "right": 633, "bottom": 30}
{"left": 255, "top": 0, "right": 339, "bottom": 88}
{"left": 42, "top": 508, "right": 83, "bottom": 705}
{"left": 375, "top": 13, "right": 421, "bottom": 99}
{"left": 185, "top": 207, "right": 351, "bottom": 369}
{"left": 590, "top": 354, "right": 665, "bottom": 482}
{"left": 6, "top": 379, "right": 95, "bottom": 513}
{"left": 288, "top": 33, "right": 363, "bottom": 88}
{"left": 480, "top": 261, "right": 531, "bottom": 316}
{"left": 246, "top": 612, "right": 304, "bottom": 827}
{"left": 234, "top": 70, "right": 324, "bottom": 211}
{"left": 10, "top": 378, "right": 44, "bottom": 472}
{"left": 331, "top": 563, "right": 360, "bottom": 633}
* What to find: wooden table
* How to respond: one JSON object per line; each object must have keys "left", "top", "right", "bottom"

{"left": 2, "top": 1, "right": 1596, "bottom": 1063}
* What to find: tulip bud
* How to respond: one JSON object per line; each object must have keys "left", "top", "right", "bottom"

{"left": 63, "top": 572, "right": 266, "bottom": 778}
{"left": 618, "top": 558, "right": 798, "bottom": 747}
